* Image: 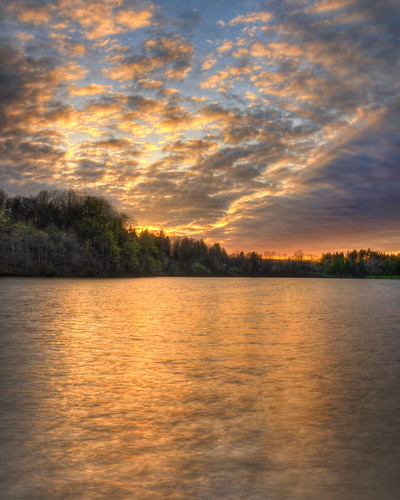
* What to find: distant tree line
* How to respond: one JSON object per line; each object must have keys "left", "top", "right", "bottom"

{"left": 1, "top": 189, "right": 399, "bottom": 277}
{"left": 319, "top": 249, "right": 400, "bottom": 277}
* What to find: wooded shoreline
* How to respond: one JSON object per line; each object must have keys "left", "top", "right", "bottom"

{"left": 1, "top": 190, "right": 399, "bottom": 278}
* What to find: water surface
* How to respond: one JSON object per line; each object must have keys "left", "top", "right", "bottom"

{"left": 1, "top": 277, "right": 400, "bottom": 499}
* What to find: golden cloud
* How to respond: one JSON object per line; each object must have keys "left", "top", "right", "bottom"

{"left": 82, "top": 102, "right": 123, "bottom": 119}
{"left": 201, "top": 58, "right": 217, "bottom": 70}
{"left": 46, "top": 106, "right": 81, "bottom": 128}
{"left": 69, "top": 83, "right": 112, "bottom": 96}
{"left": 165, "top": 66, "right": 191, "bottom": 80}
{"left": 229, "top": 12, "right": 272, "bottom": 24}
{"left": 310, "top": 0, "right": 356, "bottom": 13}
{"left": 200, "top": 71, "right": 230, "bottom": 90}
{"left": 217, "top": 40, "right": 233, "bottom": 54}
{"left": 50, "top": 62, "right": 87, "bottom": 83}
{"left": 106, "top": 34, "right": 193, "bottom": 81}
{"left": 105, "top": 60, "right": 154, "bottom": 81}
{"left": 250, "top": 42, "right": 271, "bottom": 58}
{"left": 116, "top": 9, "right": 153, "bottom": 29}
{"left": 138, "top": 79, "right": 164, "bottom": 89}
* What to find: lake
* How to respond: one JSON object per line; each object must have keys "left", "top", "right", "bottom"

{"left": 1, "top": 277, "right": 400, "bottom": 499}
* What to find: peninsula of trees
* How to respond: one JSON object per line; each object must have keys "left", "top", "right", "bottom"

{"left": 1, "top": 189, "right": 399, "bottom": 278}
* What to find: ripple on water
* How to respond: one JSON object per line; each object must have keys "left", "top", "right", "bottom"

{"left": 0, "top": 277, "right": 400, "bottom": 499}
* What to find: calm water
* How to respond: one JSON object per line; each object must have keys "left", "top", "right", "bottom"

{"left": 0, "top": 277, "right": 400, "bottom": 500}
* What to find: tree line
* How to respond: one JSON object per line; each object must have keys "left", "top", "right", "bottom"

{"left": 1, "top": 189, "right": 399, "bottom": 277}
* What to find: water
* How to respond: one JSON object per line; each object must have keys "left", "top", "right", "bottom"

{"left": 0, "top": 277, "right": 399, "bottom": 500}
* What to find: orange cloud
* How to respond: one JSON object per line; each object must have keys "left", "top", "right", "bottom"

{"left": 46, "top": 106, "right": 81, "bottom": 128}
{"left": 217, "top": 40, "right": 233, "bottom": 54}
{"left": 201, "top": 58, "right": 217, "bottom": 70}
{"left": 70, "top": 83, "right": 112, "bottom": 96}
{"left": 138, "top": 79, "right": 163, "bottom": 89}
{"left": 200, "top": 71, "right": 231, "bottom": 90}
{"left": 106, "top": 35, "right": 193, "bottom": 81}
{"left": 105, "top": 60, "right": 153, "bottom": 81}
{"left": 71, "top": 44, "right": 87, "bottom": 56}
{"left": 229, "top": 12, "right": 272, "bottom": 24}
{"left": 82, "top": 102, "right": 123, "bottom": 119}
{"left": 17, "top": 7, "right": 52, "bottom": 25}
{"left": 50, "top": 62, "right": 87, "bottom": 82}
{"left": 310, "top": 0, "right": 356, "bottom": 13}
{"left": 250, "top": 42, "right": 271, "bottom": 58}
{"left": 116, "top": 9, "right": 153, "bottom": 29}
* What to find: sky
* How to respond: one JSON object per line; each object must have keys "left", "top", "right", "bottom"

{"left": 1, "top": 0, "right": 399, "bottom": 255}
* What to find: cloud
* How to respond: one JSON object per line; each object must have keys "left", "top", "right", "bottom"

{"left": 162, "top": 138, "right": 219, "bottom": 155}
{"left": 74, "top": 159, "right": 106, "bottom": 181}
{"left": 17, "top": 6, "right": 52, "bottom": 25}
{"left": 309, "top": 0, "right": 357, "bottom": 13}
{"left": 201, "top": 58, "right": 216, "bottom": 70}
{"left": 1, "top": 0, "right": 399, "bottom": 253}
{"left": 50, "top": 62, "right": 87, "bottom": 82}
{"left": 217, "top": 40, "right": 233, "bottom": 54}
{"left": 208, "top": 106, "right": 400, "bottom": 253}
{"left": 144, "top": 35, "right": 193, "bottom": 79}
{"left": 69, "top": 83, "right": 111, "bottom": 96}
{"left": 105, "top": 33, "right": 193, "bottom": 81}
{"left": 137, "top": 79, "right": 163, "bottom": 89}
{"left": 229, "top": 12, "right": 273, "bottom": 24}
{"left": 82, "top": 100, "right": 123, "bottom": 119}
{"left": 116, "top": 9, "right": 153, "bottom": 30}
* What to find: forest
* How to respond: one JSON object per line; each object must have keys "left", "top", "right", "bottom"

{"left": 1, "top": 189, "right": 399, "bottom": 278}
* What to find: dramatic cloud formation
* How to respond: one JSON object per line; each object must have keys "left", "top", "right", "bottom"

{"left": 0, "top": 0, "right": 399, "bottom": 253}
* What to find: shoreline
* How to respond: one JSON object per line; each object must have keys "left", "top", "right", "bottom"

{"left": 1, "top": 274, "right": 399, "bottom": 279}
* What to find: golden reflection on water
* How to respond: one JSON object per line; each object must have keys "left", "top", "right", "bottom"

{"left": 1, "top": 277, "right": 400, "bottom": 499}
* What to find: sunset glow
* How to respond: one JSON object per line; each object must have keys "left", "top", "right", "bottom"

{"left": 1, "top": 0, "right": 399, "bottom": 254}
